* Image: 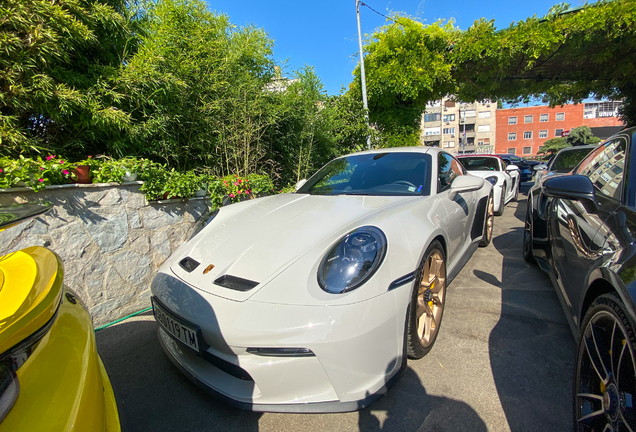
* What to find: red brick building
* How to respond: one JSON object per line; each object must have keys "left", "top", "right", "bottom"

{"left": 495, "top": 102, "right": 624, "bottom": 156}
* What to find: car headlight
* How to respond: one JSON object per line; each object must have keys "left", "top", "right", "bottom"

{"left": 485, "top": 176, "right": 498, "bottom": 185}
{"left": 188, "top": 208, "right": 219, "bottom": 240}
{"left": 318, "top": 226, "right": 387, "bottom": 294}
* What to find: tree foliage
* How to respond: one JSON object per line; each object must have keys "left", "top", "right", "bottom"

{"left": 0, "top": 0, "right": 369, "bottom": 185}
{"left": 354, "top": 0, "right": 636, "bottom": 143}
{"left": 538, "top": 137, "right": 569, "bottom": 155}
{"left": 565, "top": 125, "right": 601, "bottom": 147}
{"left": 0, "top": 0, "right": 146, "bottom": 157}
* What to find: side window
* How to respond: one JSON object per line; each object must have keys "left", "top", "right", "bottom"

{"left": 438, "top": 153, "right": 463, "bottom": 192}
{"left": 576, "top": 137, "right": 627, "bottom": 200}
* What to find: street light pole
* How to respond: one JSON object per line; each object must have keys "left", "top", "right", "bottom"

{"left": 356, "top": 0, "right": 371, "bottom": 150}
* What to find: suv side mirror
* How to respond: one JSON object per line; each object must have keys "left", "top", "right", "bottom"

{"left": 534, "top": 164, "right": 548, "bottom": 171}
{"left": 506, "top": 164, "right": 520, "bottom": 172}
{"left": 542, "top": 175, "right": 597, "bottom": 212}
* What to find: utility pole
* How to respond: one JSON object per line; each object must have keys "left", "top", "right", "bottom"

{"left": 356, "top": 0, "right": 371, "bottom": 150}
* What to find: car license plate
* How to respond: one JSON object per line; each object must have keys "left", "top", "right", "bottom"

{"left": 152, "top": 297, "right": 201, "bottom": 354}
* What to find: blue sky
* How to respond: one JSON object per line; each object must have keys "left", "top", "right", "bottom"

{"left": 205, "top": 0, "right": 588, "bottom": 96}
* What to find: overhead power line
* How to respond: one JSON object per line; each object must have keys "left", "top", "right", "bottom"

{"left": 359, "top": 1, "right": 398, "bottom": 23}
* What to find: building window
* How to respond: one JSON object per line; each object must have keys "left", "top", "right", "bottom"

{"left": 524, "top": 115, "right": 533, "bottom": 123}
{"left": 540, "top": 114, "right": 549, "bottom": 122}
{"left": 508, "top": 132, "right": 517, "bottom": 141}
{"left": 478, "top": 111, "right": 491, "bottom": 119}
{"left": 508, "top": 116, "right": 518, "bottom": 125}
{"left": 524, "top": 131, "right": 533, "bottom": 139}
{"left": 424, "top": 127, "right": 441, "bottom": 136}
{"left": 464, "top": 110, "right": 476, "bottom": 118}
{"left": 556, "top": 112, "right": 565, "bottom": 121}
{"left": 523, "top": 146, "right": 532, "bottom": 155}
{"left": 443, "top": 114, "right": 455, "bottom": 122}
{"left": 443, "top": 141, "right": 455, "bottom": 148}
{"left": 424, "top": 113, "right": 441, "bottom": 122}
{"left": 539, "top": 130, "right": 548, "bottom": 138}
{"left": 508, "top": 148, "right": 517, "bottom": 155}
{"left": 477, "top": 124, "right": 491, "bottom": 132}
{"left": 467, "top": 137, "right": 475, "bottom": 145}
{"left": 443, "top": 127, "right": 456, "bottom": 135}
{"left": 477, "top": 138, "right": 491, "bottom": 146}
{"left": 555, "top": 128, "right": 564, "bottom": 137}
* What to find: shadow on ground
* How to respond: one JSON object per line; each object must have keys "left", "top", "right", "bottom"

{"left": 97, "top": 312, "right": 486, "bottom": 432}
{"left": 477, "top": 183, "right": 576, "bottom": 431}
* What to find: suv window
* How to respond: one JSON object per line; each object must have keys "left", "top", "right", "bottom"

{"left": 576, "top": 137, "right": 627, "bottom": 200}
{"left": 438, "top": 153, "right": 463, "bottom": 192}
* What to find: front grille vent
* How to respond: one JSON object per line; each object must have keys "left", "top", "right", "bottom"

{"left": 179, "top": 257, "right": 200, "bottom": 273}
{"left": 213, "top": 275, "right": 259, "bottom": 291}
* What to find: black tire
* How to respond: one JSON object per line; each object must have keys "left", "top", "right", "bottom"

{"left": 494, "top": 186, "right": 505, "bottom": 216}
{"left": 574, "top": 293, "right": 636, "bottom": 431}
{"left": 522, "top": 197, "right": 535, "bottom": 264}
{"left": 479, "top": 193, "right": 494, "bottom": 247}
{"left": 407, "top": 240, "right": 446, "bottom": 359}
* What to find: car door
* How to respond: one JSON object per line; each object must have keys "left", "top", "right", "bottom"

{"left": 500, "top": 159, "right": 515, "bottom": 201}
{"left": 437, "top": 152, "right": 475, "bottom": 261}
{"left": 550, "top": 135, "right": 629, "bottom": 325}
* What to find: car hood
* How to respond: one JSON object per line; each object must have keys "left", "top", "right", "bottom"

{"left": 169, "top": 193, "right": 424, "bottom": 301}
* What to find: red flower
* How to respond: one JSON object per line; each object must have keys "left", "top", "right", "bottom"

{"left": 39, "top": 167, "right": 44, "bottom": 170}
{"left": 88, "top": 156, "right": 92, "bottom": 159}
{"left": 238, "top": 179, "right": 242, "bottom": 183}
{"left": 38, "top": 178, "right": 44, "bottom": 182}
{"left": 59, "top": 160, "right": 64, "bottom": 164}
{"left": 0, "top": 169, "right": 3, "bottom": 173}
{"left": 63, "top": 170, "right": 69, "bottom": 175}
{"left": 46, "top": 155, "right": 55, "bottom": 161}
{"left": 229, "top": 193, "right": 235, "bottom": 198}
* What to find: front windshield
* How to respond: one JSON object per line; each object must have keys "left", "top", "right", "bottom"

{"left": 550, "top": 147, "right": 595, "bottom": 172}
{"left": 297, "top": 152, "right": 432, "bottom": 196}
{"left": 459, "top": 157, "right": 501, "bottom": 172}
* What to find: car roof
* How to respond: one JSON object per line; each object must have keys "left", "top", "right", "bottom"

{"left": 343, "top": 146, "right": 439, "bottom": 158}
{"left": 555, "top": 144, "right": 599, "bottom": 153}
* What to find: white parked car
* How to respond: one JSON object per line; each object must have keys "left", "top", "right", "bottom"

{"left": 150, "top": 148, "right": 494, "bottom": 413}
{"left": 458, "top": 155, "right": 520, "bottom": 215}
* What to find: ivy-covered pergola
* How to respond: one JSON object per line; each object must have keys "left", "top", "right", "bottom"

{"left": 353, "top": 0, "right": 636, "bottom": 144}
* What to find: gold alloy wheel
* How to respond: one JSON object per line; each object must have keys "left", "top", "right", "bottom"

{"left": 416, "top": 250, "right": 446, "bottom": 348}
{"left": 486, "top": 195, "right": 495, "bottom": 240}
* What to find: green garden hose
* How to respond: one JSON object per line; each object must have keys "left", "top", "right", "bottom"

{"left": 94, "top": 306, "right": 153, "bottom": 332}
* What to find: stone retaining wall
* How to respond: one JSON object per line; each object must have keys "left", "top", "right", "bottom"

{"left": 0, "top": 183, "right": 210, "bottom": 326}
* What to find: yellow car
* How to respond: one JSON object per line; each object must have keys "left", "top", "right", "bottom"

{"left": 0, "top": 204, "right": 120, "bottom": 431}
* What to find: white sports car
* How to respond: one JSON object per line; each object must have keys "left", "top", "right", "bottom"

{"left": 458, "top": 155, "right": 520, "bottom": 215}
{"left": 150, "top": 147, "right": 494, "bottom": 412}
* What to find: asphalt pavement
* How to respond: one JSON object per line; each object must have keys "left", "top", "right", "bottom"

{"left": 96, "top": 184, "right": 576, "bottom": 432}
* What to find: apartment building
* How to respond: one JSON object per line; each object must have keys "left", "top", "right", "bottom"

{"left": 495, "top": 101, "right": 624, "bottom": 156}
{"left": 421, "top": 98, "right": 497, "bottom": 154}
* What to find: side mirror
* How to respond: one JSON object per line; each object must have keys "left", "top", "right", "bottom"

{"left": 506, "top": 164, "right": 520, "bottom": 172}
{"left": 534, "top": 164, "right": 548, "bottom": 171}
{"left": 294, "top": 179, "right": 307, "bottom": 191}
{"left": 448, "top": 175, "right": 485, "bottom": 200}
{"left": 542, "top": 175, "right": 597, "bottom": 212}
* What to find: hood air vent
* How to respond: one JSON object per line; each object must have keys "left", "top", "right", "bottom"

{"left": 214, "top": 275, "right": 259, "bottom": 291}
{"left": 179, "top": 257, "right": 200, "bottom": 273}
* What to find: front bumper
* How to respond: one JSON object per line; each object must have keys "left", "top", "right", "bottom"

{"left": 151, "top": 271, "right": 411, "bottom": 412}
